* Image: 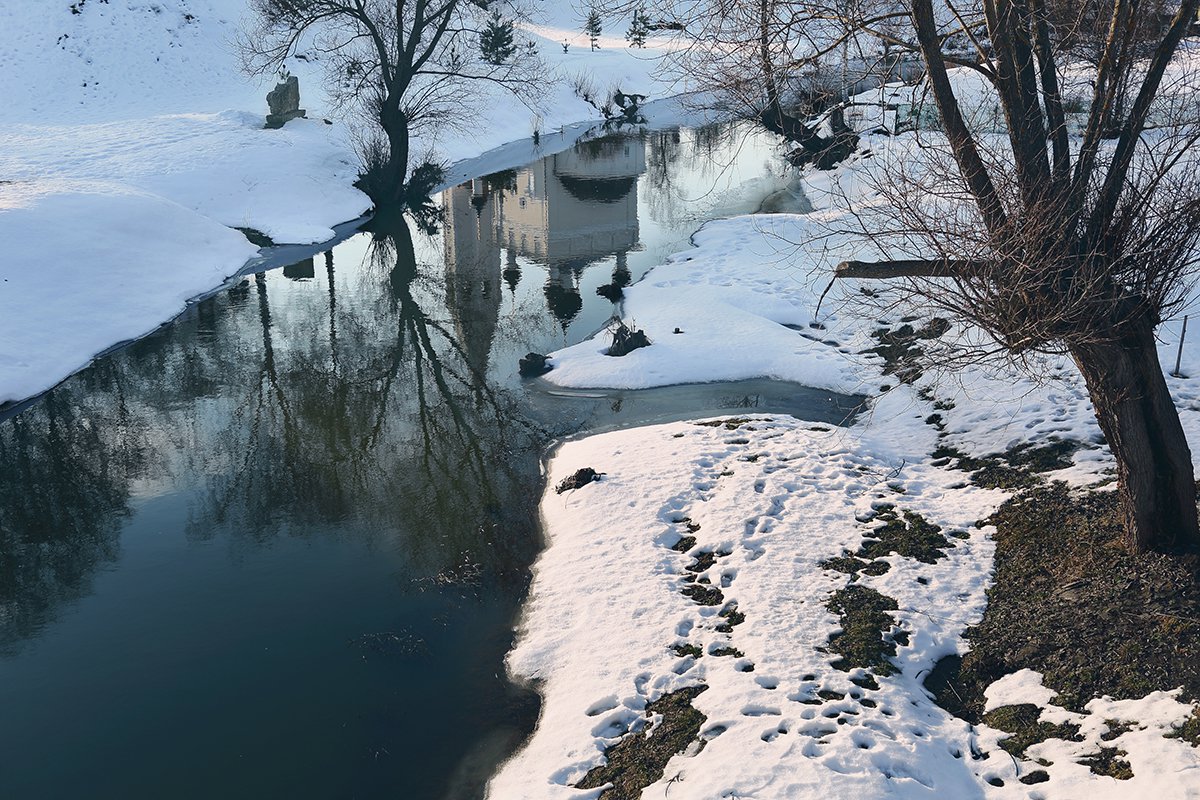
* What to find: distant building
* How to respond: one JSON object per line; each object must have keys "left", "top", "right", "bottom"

{"left": 503, "top": 135, "right": 645, "bottom": 267}
{"left": 444, "top": 134, "right": 647, "bottom": 332}
{"left": 443, "top": 180, "right": 502, "bottom": 379}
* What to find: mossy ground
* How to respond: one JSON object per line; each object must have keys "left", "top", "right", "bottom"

{"left": 927, "top": 482, "right": 1200, "bottom": 729}
{"left": 1167, "top": 709, "right": 1200, "bottom": 745}
{"left": 820, "top": 506, "right": 950, "bottom": 576}
{"left": 858, "top": 506, "right": 952, "bottom": 563}
{"left": 576, "top": 686, "right": 708, "bottom": 799}
{"left": 671, "top": 643, "right": 703, "bottom": 659}
{"left": 1078, "top": 747, "right": 1134, "bottom": 780}
{"left": 714, "top": 605, "right": 745, "bottom": 633}
{"left": 932, "top": 439, "right": 1079, "bottom": 490}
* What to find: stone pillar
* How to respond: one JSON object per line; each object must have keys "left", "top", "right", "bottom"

{"left": 265, "top": 75, "right": 306, "bottom": 128}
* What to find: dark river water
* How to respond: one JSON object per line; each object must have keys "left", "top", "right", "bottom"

{"left": 0, "top": 122, "right": 856, "bottom": 799}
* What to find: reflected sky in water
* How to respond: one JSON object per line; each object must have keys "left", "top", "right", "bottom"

{"left": 0, "top": 122, "right": 802, "bottom": 799}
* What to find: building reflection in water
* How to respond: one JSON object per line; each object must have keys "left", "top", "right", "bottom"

{"left": 444, "top": 133, "right": 647, "bottom": 334}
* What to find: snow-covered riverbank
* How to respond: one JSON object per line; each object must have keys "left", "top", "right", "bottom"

{"left": 0, "top": 0, "right": 675, "bottom": 406}
{"left": 490, "top": 414, "right": 1200, "bottom": 798}
{"left": 488, "top": 66, "right": 1200, "bottom": 799}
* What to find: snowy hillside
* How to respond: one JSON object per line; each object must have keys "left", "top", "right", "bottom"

{"left": 1, "top": 0, "right": 292, "bottom": 123}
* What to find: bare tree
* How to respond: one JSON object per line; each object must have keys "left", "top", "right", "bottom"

{"left": 593, "top": 0, "right": 906, "bottom": 166}
{"left": 836, "top": 0, "right": 1200, "bottom": 553}
{"left": 241, "top": 0, "right": 542, "bottom": 207}
{"left": 1046, "top": 0, "right": 1178, "bottom": 133}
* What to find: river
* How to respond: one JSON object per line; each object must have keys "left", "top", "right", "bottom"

{"left": 0, "top": 120, "right": 858, "bottom": 798}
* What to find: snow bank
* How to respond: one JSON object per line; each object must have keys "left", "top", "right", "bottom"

{"left": 2, "top": 112, "right": 369, "bottom": 246}
{"left": 0, "top": 0, "right": 377, "bottom": 405}
{"left": 489, "top": 412, "right": 1013, "bottom": 798}
{"left": 540, "top": 212, "right": 870, "bottom": 394}
{"left": 0, "top": 180, "right": 257, "bottom": 404}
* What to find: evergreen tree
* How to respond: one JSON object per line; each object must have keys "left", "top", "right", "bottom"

{"left": 480, "top": 10, "right": 517, "bottom": 65}
{"left": 625, "top": 6, "right": 650, "bottom": 48}
{"left": 584, "top": 9, "right": 602, "bottom": 51}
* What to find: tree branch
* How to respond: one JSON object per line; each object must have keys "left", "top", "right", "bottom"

{"left": 834, "top": 259, "right": 980, "bottom": 279}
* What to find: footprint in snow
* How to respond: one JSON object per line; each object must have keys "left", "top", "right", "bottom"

{"left": 584, "top": 696, "right": 620, "bottom": 717}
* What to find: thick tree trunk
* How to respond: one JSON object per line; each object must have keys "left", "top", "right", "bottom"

{"left": 1071, "top": 319, "right": 1200, "bottom": 553}
{"left": 378, "top": 101, "right": 409, "bottom": 207}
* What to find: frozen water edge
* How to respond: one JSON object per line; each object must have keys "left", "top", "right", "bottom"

{"left": 0, "top": 96, "right": 706, "bottom": 414}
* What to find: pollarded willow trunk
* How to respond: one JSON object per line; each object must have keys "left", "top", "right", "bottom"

{"left": 1070, "top": 317, "right": 1200, "bottom": 553}
{"left": 378, "top": 102, "right": 410, "bottom": 207}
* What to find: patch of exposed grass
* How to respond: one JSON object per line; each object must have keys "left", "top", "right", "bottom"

{"left": 820, "top": 555, "right": 892, "bottom": 576}
{"left": 576, "top": 686, "right": 708, "bottom": 798}
{"left": 823, "top": 506, "right": 950, "bottom": 577}
{"left": 671, "top": 535, "right": 697, "bottom": 553}
{"left": 850, "top": 674, "right": 880, "bottom": 690}
{"left": 671, "top": 644, "right": 703, "bottom": 659}
{"left": 715, "top": 605, "right": 745, "bottom": 633}
{"left": 1078, "top": 747, "right": 1133, "bottom": 780}
{"left": 826, "top": 585, "right": 899, "bottom": 675}
{"left": 1019, "top": 770, "right": 1050, "bottom": 785}
{"left": 1167, "top": 709, "right": 1200, "bottom": 746}
{"left": 933, "top": 440, "right": 1080, "bottom": 490}
{"left": 681, "top": 584, "right": 724, "bottom": 606}
{"left": 983, "top": 704, "right": 1083, "bottom": 758}
{"left": 859, "top": 507, "right": 952, "bottom": 564}
{"left": 1100, "top": 720, "right": 1135, "bottom": 741}
{"left": 693, "top": 418, "right": 754, "bottom": 430}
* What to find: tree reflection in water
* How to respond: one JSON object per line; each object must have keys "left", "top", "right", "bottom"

{"left": 0, "top": 122, "right": 804, "bottom": 798}
{"left": 0, "top": 380, "right": 149, "bottom": 654}
{"left": 0, "top": 215, "right": 543, "bottom": 648}
{"left": 0, "top": 211, "right": 545, "bottom": 798}
{"left": 182, "top": 217, "right": 544, "bottom": 591}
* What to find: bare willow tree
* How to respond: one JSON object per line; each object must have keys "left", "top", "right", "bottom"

{"left": 837, "top": 0, "right": 1200, "bottom": 553}
{"left": 242, "top": 0, "right": 542, "bottom": 207}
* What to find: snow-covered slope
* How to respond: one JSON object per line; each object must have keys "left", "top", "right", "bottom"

{"left": 0, "top": 0, "right": 373, "bottom": 405}
{"left": 489, "top": 414, "right": 1200, "bottom": 799}
{"left": 1, "top": 0, "right": 270, "bottom": 124}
